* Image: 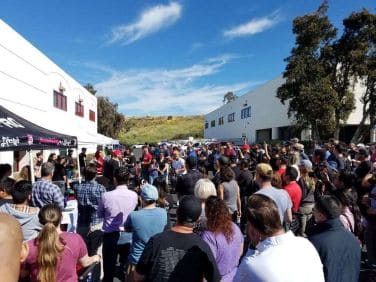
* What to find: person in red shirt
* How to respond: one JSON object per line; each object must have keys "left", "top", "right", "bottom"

{"left": 283, "top": 166, "right": 302, "bottom": 213}
{"left": 141, "top": 146, "right": 153, "bottom": 182}
{"left": 224, "top": 142, "right": 237, "bottom": 158}
{"left": 95, "top": 149, "right": 104, "bottom": 175}
{"left": 276, "top": 157, "right": 288, "bottom": 178}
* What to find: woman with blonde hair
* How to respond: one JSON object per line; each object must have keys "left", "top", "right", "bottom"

{"left": 288, "top": 151, "right": 301, "bottom": 181}
{"left": 194, "top": 178, "right": 217, "bottom": 227}
{"left": 297, "top": 160, "right": 316, "bottom": 237}
{"left": 22, "top": 204, "right": 100, "bottom": 282}
{"left": 15, "top": 165, "right": 31, "bottom": 182}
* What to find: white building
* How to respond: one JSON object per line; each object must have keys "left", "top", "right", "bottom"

{"left": 204, "top": 76, "right": 366, "bottom": 144}
{"left": 0, "top": 20, "right": 116, "bottom": 170}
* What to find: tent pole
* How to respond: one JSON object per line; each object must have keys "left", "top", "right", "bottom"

{"left": 28, "top": 149, "right": 35, "bottom": 184}
{"left": 76, "top": 148, "right": 81, "bottom": 184}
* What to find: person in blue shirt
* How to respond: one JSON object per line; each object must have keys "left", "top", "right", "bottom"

{"left": 124, "top": 184, "right": 168, "bottom": 280}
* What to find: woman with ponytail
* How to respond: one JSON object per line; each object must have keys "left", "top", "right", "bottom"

{"left": 23, "top": 204, "right": 100, "bottom": 282}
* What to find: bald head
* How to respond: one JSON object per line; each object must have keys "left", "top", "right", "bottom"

{"left": 0, "top": 213, "right": 28, "bottom": 281}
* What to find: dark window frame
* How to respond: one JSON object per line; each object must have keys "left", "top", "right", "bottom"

{"left": 241, "top": 106, "right": 251, "bottom": 119}
{"left": 53, "top": 90, "right": 67, "bottom": 111}
{"left": 89, "top": 110, "right": 96, "bottom": 122}
{"left": 228, "top": 112, "right": 235, "bottom": 122}
{"left": 75, "top": 102, "right": 84, "bottom": 117}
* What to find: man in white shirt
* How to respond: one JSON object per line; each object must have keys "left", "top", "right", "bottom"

{"left": 171, "top": 150, "right": 186, "bottom": 175}
{"left": 234, "top": 193, "right": 324, "bottom": 282}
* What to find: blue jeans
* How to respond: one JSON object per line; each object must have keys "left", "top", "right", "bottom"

{"left": 65, "top": 169, "right": 74, "bottom": 179}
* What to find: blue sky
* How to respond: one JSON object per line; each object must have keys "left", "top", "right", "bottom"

{"left": 0, "top": 0, "right": 374, "bottom": 116}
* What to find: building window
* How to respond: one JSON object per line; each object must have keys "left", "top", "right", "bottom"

{"left": 211, "top": 120, "right": 215, "bottom": 127}
{"left": 89, "top": 110, "right": 96, "bottom": 122}
{"left": 228, "top": 112, "right": 235, "bottom": 122}
{"left": 53, "top": 90, "right": 67, "bottom": 111}
{"left": 75, "top": 102, "right": 84, "bottom": 117}
{"left": 218, "top": 117, "right": 224, "bottom": 125}
{"left": 241, "top": 106, "right": 251, "bottom": 119}
{"left": 205, "top": 121, "right": 208, "bottom": 129}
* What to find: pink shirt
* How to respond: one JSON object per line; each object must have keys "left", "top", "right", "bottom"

{"left": 340, "top": 207, "right": 355, "bottom": 233}
{"left": 97, "top": 185, "right": 138, "bottom": 232}
{"left": 24, "top": 232, "right": 87, "bottom": 282}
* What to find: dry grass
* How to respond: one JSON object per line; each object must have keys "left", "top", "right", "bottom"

{"left": 118, "top": 115, "right": 204, "bottom": 145}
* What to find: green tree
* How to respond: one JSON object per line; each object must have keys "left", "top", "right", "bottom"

{"left": 277, "top": 2, "right": 337, "bottom": 141}
{"left": 83, "top": 84, "right": 124, "bottom": 138}
{"left": 344, "top": 10, "right": 376, "bottom": 142}
{"left": 97, "top": 97, "right": 124, "bottom": 138}
{"left": 223, "top": 91, "right": 237, "bottom": 104}
{"left": 83, "top": 83, "right": 97, "bottom": 96}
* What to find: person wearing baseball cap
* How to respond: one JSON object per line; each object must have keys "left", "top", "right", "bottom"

{"left": 241, "top": 143, "right": 251, "bottom": 152}
{"left": 134, "top": 195, "right": 221, "bottom": 282}
{"left": 125, "top": 184, "right": 168, "bottom": 279}
{"left": 112, "top": 149, "right": 122, "bottom": 158}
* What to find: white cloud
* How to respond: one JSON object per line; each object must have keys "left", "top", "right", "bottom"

{"left": 189, "top": 42, "right": 204, "bottom": 53}
{"left": 92, "top": 55, "right": 261, "bottom": 116}
{"left": 223, "top": 11, "right": 280, "bottom": 38}
{"left": 108, "top": 2, "right": 182, "bottom": 45}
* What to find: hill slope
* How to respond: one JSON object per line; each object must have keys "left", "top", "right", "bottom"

{"left": 118, "top": 115, "right": 204, "bottom": 145}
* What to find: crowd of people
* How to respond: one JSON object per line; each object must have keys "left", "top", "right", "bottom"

{"left": 0, "top": 137, "right": 376, "bottom": 282}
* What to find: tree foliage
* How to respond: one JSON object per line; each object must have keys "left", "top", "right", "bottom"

{"left": 97, "top": 97, "right": 124, "bottom": 138}
{"left": 83, "top": 83, "right": 97, "bottom": 96}
{"left": 223, "top": 91, "right": 237, "bottom": 104}
{"left": 83, "top": 84, "right": 124, "bottom": 138}
{"left": 277, "top": 2, "right": 337, "bottom": 140}
{"left": 277, "top": 2, "right": 375, "bottom": 141}
{"left": 345, "top": 10, "right": 376, "bottom": 142}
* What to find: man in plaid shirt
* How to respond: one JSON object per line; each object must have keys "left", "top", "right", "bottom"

{"left": 77, "top": 163, "right": 106, "bottom": 229}
{"left": 76, "top": 163, "right": 106, "bottom": 281}
{"left": 32, "top": 162, "right": 65, "bottom": 210}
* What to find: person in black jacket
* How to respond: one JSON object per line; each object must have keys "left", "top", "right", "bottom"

{"left": 176, "top": 156, "right": 202, "bottom": 199}
{"left": 308, "top": 195, "right": 361, "bottom": 282}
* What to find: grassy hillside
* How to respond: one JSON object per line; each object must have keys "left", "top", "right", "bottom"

{"left": 118, "top": 115, "right": 204, "bottom": 145}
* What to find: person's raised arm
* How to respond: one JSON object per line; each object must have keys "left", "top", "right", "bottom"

{"left": 264, "top": 142, "right": 271, "bottom": 161}
{"left": 236, "top": 184, "right": 242, "bottom": 218}
{"left": 218, "top": 184, "right": 224, "bottom": 200}
{"left": 239, "top": 149, "right": 245, "bottom": 160}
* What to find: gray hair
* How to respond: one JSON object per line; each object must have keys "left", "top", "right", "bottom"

{"left": 41, "top": 162, "right": 55, "bottom": 177}
{"left": 194, "top": 179, "right": 217, "bottom": 201}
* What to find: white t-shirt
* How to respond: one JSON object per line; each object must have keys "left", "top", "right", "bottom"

{"left": 234, "top": 231, "right": 324, "bottom": 282}
{"left": 172, "top": 158, "right": 186, "bottom": 174}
